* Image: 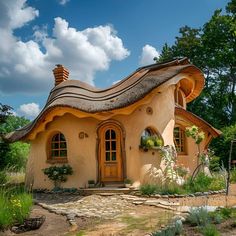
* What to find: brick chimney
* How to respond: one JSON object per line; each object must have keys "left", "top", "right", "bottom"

{"left": 53, "top": 64, "right": 69, "bottom": 86}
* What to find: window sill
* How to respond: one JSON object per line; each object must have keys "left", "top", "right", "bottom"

{"left": 139, "top": 146, "right": 162, "bottom": 152}
{"left": 46, "top": 158, "right": 68, "bottom": 164}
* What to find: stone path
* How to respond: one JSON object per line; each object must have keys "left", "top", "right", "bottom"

{"left": 36, "top": 193, "right": 180, "bottom": 220}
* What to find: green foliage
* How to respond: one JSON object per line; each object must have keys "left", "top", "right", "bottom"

{"left": 157, "top": 2, "right": 236, "bottom": 128}
{"left": 124, "top": 178, "right": 132, "bottom": 184}
{"left": 0, "top": 170, "right": 8, "bottom": 185}
{"left": 0, "top": 115, "right": 30, "bottom": 134}
{"left": 183, "top": 173, "right": 225, "bottom": 193}
{"left": 185, "top": 126, "right": 205, "bottom": 145}
{"left": 211, "top": 124, "right": 236, "bottom": 168}
{"left": 174, "top": 165, "right": 189, "bottom": 178}
{"left": 0, "top": 112, "right": 30, "bottom": 171}
{"left": 186, "top": 207, "right": 210, "bottom": 227}
{"left": 140, "top": 183, "right": 186, "bottom": 195}
{"left": 184, "top": 173, "right": 212, "bottom": 193}
{"left": 140, "top": 136, "right": 163, "bottom": 149}
{"left": 230, "top": 168, "right": 236, "bottom": 183}
{"left": 140, "top": 184, "right": 158, "bottom": 195}
{"left": 0, "top": 187, "right": 32, "bottom": 230}
{"left": 152, "top": 219, "right": 183, "bottom": 236}
{"left": 5, "top": 142, "right": 30, "bottom": 171}
{"left": 208, "top": 175, "right": 225, "bottom": 191}
{"left": 209, "top": 156, "right": 221, "bottom": 172}
{"left": 43, "top": 165, "right": 73, "bottom": 187}
{"left": 201, "top": 224, "right": 220, "bottom": 236}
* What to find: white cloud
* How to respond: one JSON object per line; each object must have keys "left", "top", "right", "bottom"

{"left": 58, "top": 0, "right": 70, "bottom": 5}
{"left": 139, "top": 44, "right": 160, "bottom": 66}
{"left": 112, "top": 80, "right": 121, "bottom": 85}
{"left": 17, "top": 103, "right": 40, "bottom": 119}
{"left": 0, "top": 0, "right": 130, "bottom": 93}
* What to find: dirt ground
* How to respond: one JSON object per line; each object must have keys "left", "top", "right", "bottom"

{"left": 2, "top": 188, "right": 236, "bottom": 236}
{"left": 2, "top": 205, "right": 70, "bottom": 236}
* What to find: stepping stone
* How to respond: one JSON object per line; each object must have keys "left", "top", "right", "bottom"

{"left": 132, "top": 201, "right": 144, "bottom": 205}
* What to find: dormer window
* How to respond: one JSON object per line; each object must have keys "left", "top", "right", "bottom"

{"left": 174, "top": 86, "right": 185, "bottom": 108}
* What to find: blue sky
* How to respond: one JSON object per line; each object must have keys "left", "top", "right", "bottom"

{"left": 0, "top": 0, "right": 230, "bottom": 119}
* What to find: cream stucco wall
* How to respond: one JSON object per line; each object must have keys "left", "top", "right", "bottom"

{"left": 26, "top": 85, "right": 200, "bottom": 189}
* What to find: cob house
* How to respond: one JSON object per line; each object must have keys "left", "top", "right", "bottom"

{"left": 7, "top": 58, "right": 221, "bottom": 189}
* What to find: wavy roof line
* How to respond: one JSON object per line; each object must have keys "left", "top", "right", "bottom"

{"left": 6, "top": 58, "right": 205, "bottom": 142}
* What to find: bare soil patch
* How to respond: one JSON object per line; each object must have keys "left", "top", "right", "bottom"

{"left": 2, "top": 205, "right": 70, "bottom": 236}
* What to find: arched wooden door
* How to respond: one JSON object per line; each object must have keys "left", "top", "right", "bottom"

{"left": 99, "top": 124, "right": 123, "bottom": 182}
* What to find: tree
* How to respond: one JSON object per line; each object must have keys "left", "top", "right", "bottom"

{"left": 0, "top": 103, "right": 12, "bottom": 170}
{"left": 156, "top": 0, "right": 236, "bottom": 165}
{"left": 0, "top": 105, "right": 30, "bottom": 171}
{"left": 156, "top": 0, "right": 236, "bottom": 128}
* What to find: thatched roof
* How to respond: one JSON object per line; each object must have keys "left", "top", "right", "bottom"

{"left": 175, "top": 106, "right": 221, "bottom": 137}
{"left": 6, "top": 58, "right": 205, "bottom": 142}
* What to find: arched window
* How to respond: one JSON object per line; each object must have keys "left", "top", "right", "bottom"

{"left": 174, "top": 127, "right": 187, "bottom": 154}
{"left": 140, "top": 127, "right": 163, "bottom": 148}
{"left": 174, "top": 88, "right": 184, "bottom": 107}
{"left": 49, "top": 132, "right": 67, "bottom": 160}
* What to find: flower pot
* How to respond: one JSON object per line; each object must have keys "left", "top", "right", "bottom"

{"left": 88, "top": 184, "right": 95, "bottom": 188}
{"left": 125, "top": 184, "right": 131, "bottom": 188}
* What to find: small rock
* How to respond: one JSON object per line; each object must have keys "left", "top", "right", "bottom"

{"left": 66, "top": 213, "right": 76, "bottom": 220}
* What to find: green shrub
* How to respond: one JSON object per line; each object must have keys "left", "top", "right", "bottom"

{"left": 209, "top": 175, "right": 225, "bottom": 191}
{"left": 201, "top": 224, "right": 220, "bottom": 236}
{"left": 43, "top": 165, "right": 73, "bottom": 187}
{"left": 140, "top": 184, "right": 158, "bottom": 195}
{"left": 158, "top": 183, "right": 186, "bottom": 195}
{"left": 186, "top": 207, "right": 210, "bottom": 227}
{"left": 209, "top": 156, "right": 221, "bottom": 172}
{"left": 230, "top": 168, "right": 236, "bottom": 183}
{"left": 0, "top": 187, "right": 32, "bottom": 230}
{"left": 0, "top": 170, "right": 8, "bottom": 184}
{"left": 184, "top": 173, "right": 212, "bottom": 193}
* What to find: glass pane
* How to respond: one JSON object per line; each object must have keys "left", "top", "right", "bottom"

{"left": 111, "top": 141, "right": 116, "bottom": 150}
{"left": 52, "top": 150, "right": 59, "bottom": 157}
{"left": 111, "top": 152, "right": 116, "bottom": 161}
{"left": 52, "top": 133, "right": 59, "bottom": 141}
{"left": 60, "top": 142, "right": 66, "bottom": 148}
{"left": 174, "top": 128, "right": 179, "bottom": 138}
{"left": 60, "top": 150, "right": 67, "bottom": 157}
{"left": 60, "top": 134, "right": 66, "bottom": 141}
{"left": 105, "top": 141, "right": 110, "bottom": 151}
{"left": 51, "top": 142, "right": 59, "bottom": 149}
{"left": 111, "top": 129, "right": 116, "bottom": 139}
{"left": 105, "top": 130, "right": 110, "bottom": 140}
{"left": 106, "top": 152, "right": 110, "bottom": 161}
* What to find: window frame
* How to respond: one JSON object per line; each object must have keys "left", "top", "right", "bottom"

{"left": 174, "top": 126, "right": 187, "bottom": 155}
{"left": 174, "top": 87, "right": 185, "bottom": 108}
{"left": 47, "top": 132, "right": 68, "bottom": 164}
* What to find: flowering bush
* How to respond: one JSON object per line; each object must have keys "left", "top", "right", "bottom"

{"left": 43, "top": 165, "right": 73, "bottom": 187}
{"left": 0, "top": 187, "right": 32, "bottom": 230}
{"left": 185, "top": 125, "right": 205, "bottom": 144}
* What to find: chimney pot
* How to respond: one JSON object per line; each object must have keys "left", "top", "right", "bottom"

{"left": 53, "top": 64, "right": 69, "bottom": 86}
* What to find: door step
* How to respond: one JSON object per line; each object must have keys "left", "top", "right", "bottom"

{"left": 103, "top": 182, "right": 125, "bottom": 188}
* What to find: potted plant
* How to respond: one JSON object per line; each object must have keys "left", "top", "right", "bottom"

{"left": 88, "top": 180, "right": 95, "bottom": 188}
{"left": 124, "top": 178, "right": 132, "bottom": 188}
{"left": 140, "top": 136, "right": 163, "bottom": 151}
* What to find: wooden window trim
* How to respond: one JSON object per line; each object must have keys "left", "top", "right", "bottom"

{"left": 174, "top": 126, "right": 187, "bottom": 155}
{"left": 48, "top": 132, "right": 68, "bottom": 163}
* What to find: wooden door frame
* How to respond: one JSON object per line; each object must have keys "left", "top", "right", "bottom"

{"left": 96, "top": 120, "right": 126, "bottom": 183}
